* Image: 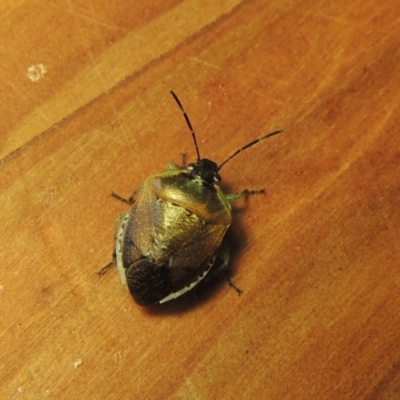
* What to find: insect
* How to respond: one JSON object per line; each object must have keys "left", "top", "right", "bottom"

{"left": 104, "top": 91, "right": 282, "bottom": 306}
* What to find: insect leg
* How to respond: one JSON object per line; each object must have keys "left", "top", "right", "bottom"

{"left": 225, "top": 188, "right": 265, "bottom": 203}
{"left": 218, "top": 240, "right": 243, "bottom": 295}
{"left": 167, "top": 161, "right": 184, "bottom": 170}
{"left": 180, "top": 152, "right": 187, "bottom": 168}
{"left": 202, "top": 240, "right": 242, "bottom": 295}
{"left": 111, "top": 184, "right": 144, "bottom": 204}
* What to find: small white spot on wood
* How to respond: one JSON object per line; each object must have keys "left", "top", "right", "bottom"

{"left": 73, "top": 359, "right": 83, "bottom": 368}
{"left": 113, "top": 350, "right": 127, "bottom": 363}
{"left": 27, "top": 64, "right": 47, "bottom": 82}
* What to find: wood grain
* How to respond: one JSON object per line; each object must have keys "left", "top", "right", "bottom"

{"left": 1, "top": 0, "right": 400, "bottom": 399}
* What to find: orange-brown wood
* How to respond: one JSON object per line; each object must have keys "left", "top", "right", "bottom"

{"left": 1, "top": 1, "right": 400, "bottom": 399}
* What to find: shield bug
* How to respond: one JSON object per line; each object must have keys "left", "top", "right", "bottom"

{"left": 105, "top": 91, "right": 282, "bottom": 306}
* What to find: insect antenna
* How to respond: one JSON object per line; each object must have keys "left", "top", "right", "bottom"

{"left": 170, "top": 91, "right": 201, "bottom": 161}
{"left": 218, "top": 129, "right": 283, "bottom": 170}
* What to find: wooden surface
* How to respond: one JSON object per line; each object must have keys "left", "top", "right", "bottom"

{"left": 1, "top": 1, "right": 400, "bottom": 399}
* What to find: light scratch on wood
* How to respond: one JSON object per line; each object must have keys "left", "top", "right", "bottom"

{"left": 190, "top": 57, "right": 221, "bottom": 70}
